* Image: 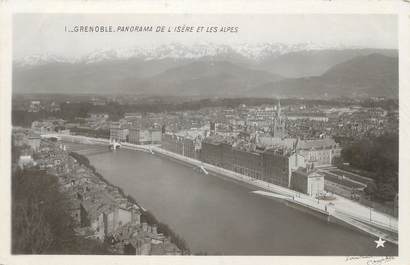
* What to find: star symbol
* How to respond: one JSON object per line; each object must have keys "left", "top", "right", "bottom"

{"left": 374, "top": 237, "right": 386, "bottom": 248}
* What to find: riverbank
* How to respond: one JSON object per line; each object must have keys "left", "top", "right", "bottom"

{"left": 68, "top": 151, "right": 190, "bottom": 254}
{"left": 122, "top": 143, "right": 398, "bottom": 245}
{"left": 15, "top": 132, "right": 189, "bottom": 255}
{"left": 153, "top": 148, "right": 399, "bottom": 244}
{"left": 64, "top": 141, "right": 397, "bottom": 255}
{"left": 55, "top": 134, "right": 398, "bottom": 247}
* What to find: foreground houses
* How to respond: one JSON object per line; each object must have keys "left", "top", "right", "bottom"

{"left": 13, "top": 132, "right": 183, "bottom": 255}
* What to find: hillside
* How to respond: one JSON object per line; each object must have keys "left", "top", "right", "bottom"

{"left": 252, "top": 54, "right": 398, "bottom": 99}
{"left": 13, "top": 58, "right": 192, "bottom": 94}
{"left": 256, "top": 49, "right": 397, "bottom": 78}
{"left": 130, "top": 61, "right": 283, "bottom": 96}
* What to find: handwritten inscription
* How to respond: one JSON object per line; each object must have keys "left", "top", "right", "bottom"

{"left": 345, "top": 256, "right": 395, "bottom": 265}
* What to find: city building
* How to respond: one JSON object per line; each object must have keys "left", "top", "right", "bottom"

{"left": 296, "top": 138, "right": 341, "bottom": 167}
{"left": 48, "top": 102, "right": 61, "bottom": 112}
{"left": 105, "top": 207, "right": 133, "bottom": 235}
{"left": 231, "top": 147, "right": 263, "bottom": 179}
{"left": 257, "top": 135, "right": 297, "bottom": 150}
{"left": 31, "top": 120, "right": 55, "bottom": 135}
{"left": 18, "top": 155, "right": 35, "bottom": 169}
{"left": 291, "top": 167, "right": 325, "bottom": 196}
{"left": 89, "top": 113, "right": 109, "bottom": 120}
{"left": 27, "top": 133, "right": 41, "bottom": 152}
{"left": 138, "top": 129, "right": 152, "bottom": 144}
{"left": 110, "top": 122, "right": 129, "bottom": 142}
{"left": 286, "top": 112, "right": 329, "bottom": 122}
{"left": 12, "top": 132, "right": 25, "bottom": 147}
{"left": 129, "top": 128, "right": 162, "bottom": 145}
{"left": 28, "top": 100, "right": 41, "bottom": 112}
{"left": 70, "top": 201, "right": 89, "bottom": 227}
{"left": 124, "top": 113, "right": 143, "bottom": 119}
{"left": 90, "top": 97, "right": 107, "bottom": 106}
{"left": 262, "top": 148, "right": 305, "bottom": 187}
{"left": 128, "top": 128, "right": 140, "bottom": 144}
{"left": 57, "top": 129, "right": 71, "bottom": 135}
{"left": 200, "top": 135, "right": 305, "bottom": 188}
{"left": 162, "top": 133, "right": 201, "bottom": 159}
{"left": 200, "top": 136, "right": 226, "bottom": 167}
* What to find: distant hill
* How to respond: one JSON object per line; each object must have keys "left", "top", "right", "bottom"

{"left": 252, "top": 53, "right": 398, "bottom": 99}
{"left": 13, "top": 58, "right": 192, "bottom": 94}
{"left": 256, "top": 49, "right": 397, "bottom": 78}
{"left": 128, "top": 61, "right": 283, "bottom": 96}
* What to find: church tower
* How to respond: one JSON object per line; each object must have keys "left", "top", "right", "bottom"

{"left": 272, "top": 98, "right": 286, "bottom": 138}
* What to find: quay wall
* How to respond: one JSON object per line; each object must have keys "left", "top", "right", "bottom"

{"left": 284, "top": 199, "right": 330, "bottom": 222}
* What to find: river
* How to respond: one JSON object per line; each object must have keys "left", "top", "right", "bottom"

{"left": 65, "top": 142, "right": 398, "bottom": 255}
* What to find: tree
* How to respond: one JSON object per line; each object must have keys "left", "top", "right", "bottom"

{"left": 340, "top": 133, "right": 398, "bottom": 202}
{"left": 12, "top": 168, "right": 111, "bottom": 254}
{"left": 13, "top": 201, "right": 54, "bottom": 253}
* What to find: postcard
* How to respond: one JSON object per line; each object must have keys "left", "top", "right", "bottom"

{"left": 1, "top": 1, "right": 409, "bottom": 265}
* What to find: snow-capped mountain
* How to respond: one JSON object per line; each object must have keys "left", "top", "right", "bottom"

{"left": 14, "top": 42, "right": 359, "bottom": 67}
{"left": 13, "top": 53, "right": 77, "bottom": 67}
{"left": 13, "top": 43, "right": 397, "bottom": 98}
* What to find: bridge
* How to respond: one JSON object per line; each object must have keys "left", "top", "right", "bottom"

{"left": 43, "top": 133, "right": 110, "bottom": 145}
{"left": 109, "top": 138, "right": 121, "bottom": 150}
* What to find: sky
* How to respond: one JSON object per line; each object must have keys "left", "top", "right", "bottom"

{"left": 13, "top": 14, "right": 397, "bottom": 60}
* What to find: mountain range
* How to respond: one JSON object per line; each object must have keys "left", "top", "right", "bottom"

{"left": 13, "top": 44, "right": 398, "bottom": 99}
{"left": 253, "top": 54, "right": 398, "bottom": 99}
{"left": 14, "top": 42, "right": 348, "bottom": 67}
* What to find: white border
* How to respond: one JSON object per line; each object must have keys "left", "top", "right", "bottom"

{"left": 1, "top": 1, "right": 410, "bottom": 265}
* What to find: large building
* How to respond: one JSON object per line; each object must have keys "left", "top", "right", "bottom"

{"left": 231, "top": 147, "right": 263, "bottom": 180}
{"left": 296, "top": 138, "right": 341, "bottom": 167}
{"left": 200, "top": 136, "right": 305, "bottom": 188}
{"left": 200, "top": 136, "right": 227, "bottom": 167}
{"left": 257, "top": 135, "right": 341, "bottom": 168}
{"left": 31, "top": 120, "right": 56, "bottom": 135}
{"left": 262, "top": 148, "right": 305, "bottom": 187}
{"left": 110, "top": 122, "right": 129, "bottom": 142}
{"left": 129, "top": 128, "right": 162, "bottom": 145}
{"left": 27, "top": 133, "right": 41, "bottom": 152}
{"left": 128, "top": 128, "right": 140, "bottom": 144}
{"left": 161, "top": 133, "right": 202, "bottom": 159}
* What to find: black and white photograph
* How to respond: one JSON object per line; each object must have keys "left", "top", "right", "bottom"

{"left": 2, "top": 5, "right": 408, "bottom": 263}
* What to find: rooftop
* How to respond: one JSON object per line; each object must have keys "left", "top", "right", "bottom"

{"left": 257, "top": 136, "right": 297, "bottom": 150}
{"left": 293, "top": 167, "right": 324, "bottom": 179}
{"left": 296, "top": 138, "right": 338, "bottom": 150}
